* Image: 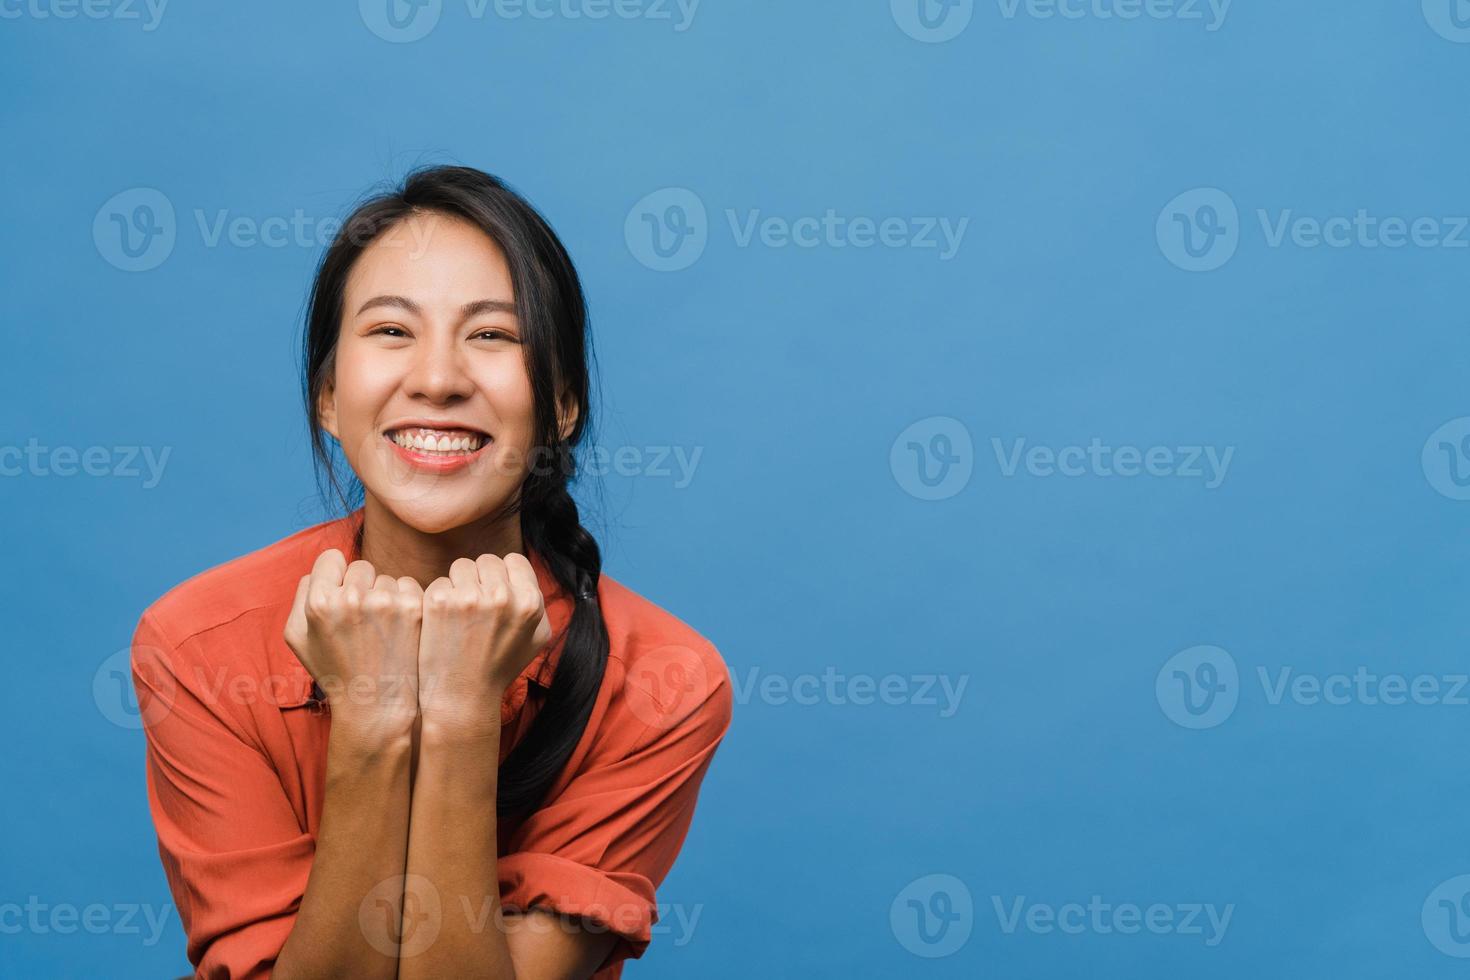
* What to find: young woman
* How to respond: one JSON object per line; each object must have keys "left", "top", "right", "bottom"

{"left": 129, "top": 166, "right": 733, "bottom": 979}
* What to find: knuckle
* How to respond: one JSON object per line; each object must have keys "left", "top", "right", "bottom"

{"left": 511, "top": 594, "right": 539, "bottom": 622}
{"left": 362, "top": 591, "right": 393, "bottom": 613}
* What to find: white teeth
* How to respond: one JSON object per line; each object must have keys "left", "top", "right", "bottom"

{"left": 389, "top": 428, "right": 486, "bottom": 455}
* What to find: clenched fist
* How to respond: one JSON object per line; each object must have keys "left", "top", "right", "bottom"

{"left": 284, "top": 549, "right": 425, "bottom": 738}
{"left": 416, "top": 553, "right": 553, "bottom": 737}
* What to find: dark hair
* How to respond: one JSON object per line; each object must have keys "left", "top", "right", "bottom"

{"left": 300, "top": 165, "right": 608, "bottom": 820}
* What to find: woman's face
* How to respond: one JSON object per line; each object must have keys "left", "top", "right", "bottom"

{"left": 318, "top": 211, "right": 570, "bottom": 534}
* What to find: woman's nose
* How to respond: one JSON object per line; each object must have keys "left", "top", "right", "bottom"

{"left": 403, "top": 338, "right": 475, "bottom": 402}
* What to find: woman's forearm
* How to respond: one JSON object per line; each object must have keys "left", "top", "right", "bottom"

{"left": 398, "top": 714, "right": 512, "bottom": 979}
{"left": 273, "top": 721, "right": 415, "bottom": 980}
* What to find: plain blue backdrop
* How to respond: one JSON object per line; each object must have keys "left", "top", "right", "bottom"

{"left": 5, "top": 1, "right": 1470, "bottom": 976}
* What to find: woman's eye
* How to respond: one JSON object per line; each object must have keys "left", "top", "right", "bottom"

{"left": 370, "top": 325, "right": 407, "bottom": 338}
{"left": 474, "top": 329, "right": 516, "bottom": 342}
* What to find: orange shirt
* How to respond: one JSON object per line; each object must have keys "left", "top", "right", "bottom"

{"left": 129, "top": 509, "right": 733, "bottom": 979}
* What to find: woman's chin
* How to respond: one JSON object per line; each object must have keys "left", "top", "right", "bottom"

{"left": 371, "top": 493, "right": 498, "bottom": 537}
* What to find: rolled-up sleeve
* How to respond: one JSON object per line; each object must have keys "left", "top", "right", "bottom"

{"left": 132, "top": 610, "right": 314, "bottom": 980}
{"left": 498, "top": 640, "right": 733, "bottom": 972}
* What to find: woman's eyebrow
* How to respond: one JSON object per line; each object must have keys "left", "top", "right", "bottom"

{"left": 459, "top": 298, "right": 517, "bottom": 318}
{"left": 354, "top": 296, "right": 515, "bottom": 318}
{"left": 357, "top": 294, "right": 420, "bottom": 315}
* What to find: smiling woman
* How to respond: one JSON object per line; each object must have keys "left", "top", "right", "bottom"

{"left": 128, "top": 166, "right": 733, "bottom": 980}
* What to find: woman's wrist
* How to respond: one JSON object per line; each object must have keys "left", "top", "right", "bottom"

{"left": 327, "top": 706, "right": 419, "bottom": 752}
{"left": 418, "top": 693, "right": 507, "bottom": 745}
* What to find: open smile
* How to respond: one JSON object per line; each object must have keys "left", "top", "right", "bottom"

{"left": 383, "top": 425, "right": 492, "bottom": 473}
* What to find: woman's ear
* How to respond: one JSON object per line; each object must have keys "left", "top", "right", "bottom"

{"left": 317, "top": 382, "right": 339, "bottom": 441}
{"left": 556, "top": 385, "right": 580, "bottom": 443}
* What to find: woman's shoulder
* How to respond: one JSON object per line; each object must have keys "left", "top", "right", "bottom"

{"left": 592, "top": 572, "right": 734, "bottom": 736}
{"left": 138, "top": 515, "right": 351, "bottom": 649}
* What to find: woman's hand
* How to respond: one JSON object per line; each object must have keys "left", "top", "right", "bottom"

{"left": 416, "top": 552, "right": 552, "bottom": 736}
{"left": 283, "top": 548, "right": 425, "bottom": 739}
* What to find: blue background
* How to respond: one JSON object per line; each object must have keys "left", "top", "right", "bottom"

{"left": 4, "top": 1, "right": 1470, "bottom": 976}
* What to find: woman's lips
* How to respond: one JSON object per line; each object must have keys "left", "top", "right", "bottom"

{"left": 383, "top": 428, "right": 491, "bottom": 474}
